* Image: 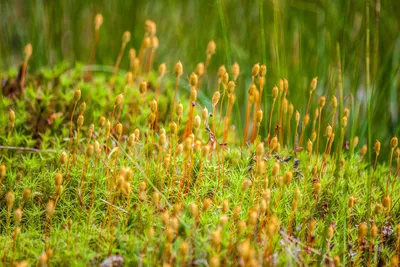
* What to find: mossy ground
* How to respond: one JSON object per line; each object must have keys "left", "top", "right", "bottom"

{"left": 0, "top": 66, "right": 399, "bottom": 266}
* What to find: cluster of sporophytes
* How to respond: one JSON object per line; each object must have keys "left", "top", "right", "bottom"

{"left": 1, "top": 16, "right": 400, "bottom": 266}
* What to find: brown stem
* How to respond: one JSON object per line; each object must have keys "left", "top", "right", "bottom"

{"left": 243, "top": 101, "right": 251, "bottom": 146}
{"left": 197, "top": 54, "right": 212, "bottom": 90}
{"left": 86, "top": 28, "right": 100, "bottom": 78}
{"left": 170, "top": 77, "right": 180, "bottom": 121}
{"left": 268, "top": 100, "right": 276, "bottom": 138}
{"left": 110, "top": 42, "right": 127, "bottom": 89}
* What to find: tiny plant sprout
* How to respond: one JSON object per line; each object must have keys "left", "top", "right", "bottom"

{"left": 114, "top": 94, "right": 124, "bottom": 107}
{"left": 391, "top": 256, "right": 399, "bottom": 267}
{"left": 303, "top": 113, "right": 310, "bottom": 126}
{"left": 122, "top": 31, "right": 131, "bottom": 44}
{"left": 257, "top": 160, "right": 265, "bottom": 175}
{"left": 344, "top": 108, "right": 350, "bottom": 118}
{"left": 313, "top": 182, "right": 321, "bottom": 196}
{"left": 170, "top": 121, "right": 177, "bottom": 135}
{"left": 313, "top": 108, "right": 319, "bottom": 121}
{"left": 383, "top": 195, "right": 391, "bottom": 208}
{"left": 272, "top": 163, "right": 280, "bottom": 177}
{"left": 319, "top": 96, "right": 326, "bottom": 108}
{"left": 310, "top": 77, "right": 318, "bottom": 93}
{"left": 233, "top": 206, "right": 241, "bottom": 220}
{"left": 222, "top": 72, "right": 229, "bottom": 86}
{"left": 193, "top": 115, "right": 201, "bottom": 131}
{"left": 148, "top": 113, "right": 156, "bottom": 125}
{"left": 260, "top": 64, "right": 267, "bottom": 77}
{"left": 145, "top": 20, "right": 156, "bottom": 35}
{"left": 358, "top": 222, "right": 368, "bottom": 242}
{"left": 190, "top": 88, "right": 197, "bottom": 102}
{"left": 202, "top": 107, "right": 208, "bottom": 123}
{"left": 310, "top": 131, "right": 317, "bottom": 142}
{"left": 232, "top": 62, "right": 240, "bottom": 81}
{"left": 15, "top": 208, "right": 23, "bottom": 225}
{"left": 77, "top": 115, "right": 84, "bottom": 128}
{"left": 175, "top": 61, "right": 183, "bottom": 77}
{"left": 55, "top": 173, "right": 62, "bottom": 187}
{"left": 279, "top": 79, "right": 284, "bottom": 93}
{"left": 139, "top": 81, "right": 147, "bottom": 95}
{"left": 207, "top": 40, "right": 216, "bottom": 55}
{"left": 209, "top": 256, "right": 220, "bottom": 267}
{"left": 284, "top": 171, "right": 293, "bottom": 185}
{"left": 375, "top": 140, "right": 381, "bottom": 155}
{"left": 176, "top": 144, "right": 183, "bottom": 156}
{"left": 212, "top": 91, "right": 220, "bottom": 107}
{"left": 269, "top": 137, "right": 278, "bottom": 152}
{"left": 88, "top": 124, "right": 94, "bottom": 139}
{"left": 391, "top": 136, "right": 398, "bottom": 149}
{"left": 202, "top": 145, "right": 210, "bottom": 157}
{"left": 327, "top": 225, "right": 334, "bottom": 240}
{"left": 158, "top": 62, "right": 166, "bottom": 77}
{"left": 202, "top": 198, "right": 212, "bottom": 212}
{"left": 190, "top": 203, "right": 199, "bottom": 219}
{"left": 159, "top": 133, "right": 166, "bottom": 147}
{"left": 326, "top": 125, "right": 333, "bottom": 137}
{"left": 222, "top": 200, "right": 229, "bottom": 213}
{"left": 256, "top": 109, "right": 263, "bottom": 125}
{"left": 6, "top": 191, "right": 15, "bottom": 210}
{"left": 295, "top": 110, "right": 300, "bottom": 125}
{"left": 95, "top": 13, "right": 103, "bottom": 29}
{"left": 353, "top": 136, "right": 359, "bottom": 149}
{"left": 227, "top": 81, "right": 235, "bottom": 94}
{"left": 38, "top": 253, "right": 48, "bottom": 267}
{"left": 150, "top": 99, "right": 158, "bottom": 113}
{"left": 278, "top": 176, "right": 284, "bottom": 187}
{"left": 176, "top": 103, "right": 183, "bottom": 119}
{"left": 134, "top": 128, "right": 140, "bottom": 141}
{"left": 0, "top": 165, "right": 6, "bottom": 188}
{"left": 195, "top": 63, "right": 205, "bottom": 77}
{"left": 8, "top": 108, "right": 16, "bottom": 128}
{"left": 74, "top": 89, "right": 81, "bottom": 102}
{"left": 251, "top": 63, "right": 260, "bottom": 78}
{"left": 79, "top": 102, "right": 86, "bottom": 115}
{"left": 256, "top": 143, "right": 264, "bottom": 158}
{"left": 307, "top": 139, "right": 313, "bottom": 157}
{"left": 342, "top": 116, "right": 348, "bottom": 128}
{"left": 99, "top": 116, "right": 106, "bottom": 128}
{"left": 283, "top": 78, "right": 289, "bottom": 93}
{"left": 218, "top": 65, "right": 226, "bottom": 81}
{"left": 331, "top": 96, "right": 338, "bottom": 109}
{"left": 371, "top": 223, "right": 378, "bottom": 238}
{"left": 116, "top": 123, "right": 123, "bottom": 136}
{"left": 242, "top": 179, "right": 252, "bottom": 191}
{"left": 22, "top": 188, "right": 31, "bottom": 202}
{"left": 0, "top": 164, "right": 6, "bottom": 178}
{"left": 190, "top": 72, "right": 198, "bottom": 88}
{"left": 211, "top": 230, "right": 221, "bottom": 248}
{"left": 24, "top": 43, "right": 33, "bottom": 60}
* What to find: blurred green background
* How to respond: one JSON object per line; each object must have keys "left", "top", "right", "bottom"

{"left": 1, "top": 0, "right": 399, "bottom": 157}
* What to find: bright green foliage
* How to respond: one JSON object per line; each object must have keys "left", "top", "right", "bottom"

{"left": 0, "top": 66, "right": 399, "bottom": 266}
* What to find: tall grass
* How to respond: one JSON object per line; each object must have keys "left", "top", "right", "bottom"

{"left": 1, "top": 1, "right": 399, "bottom": 150}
